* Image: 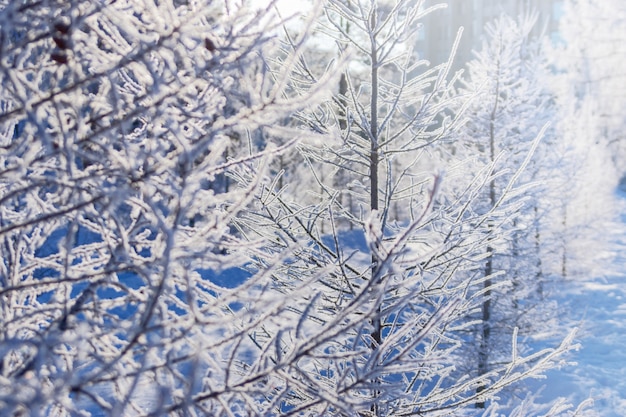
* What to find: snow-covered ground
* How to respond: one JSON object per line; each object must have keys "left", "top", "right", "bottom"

{"left": 532, "top": 190, "right": 626, "bottom": 416}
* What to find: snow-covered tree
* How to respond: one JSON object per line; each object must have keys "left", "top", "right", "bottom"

{"left": 456, "top": 13, "right": 568, "bottom": 407}
{"left": 0, "top": 0, "right": 332, "bottom": 415}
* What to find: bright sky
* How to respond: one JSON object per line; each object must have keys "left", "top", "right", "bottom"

{"left": 274, "top": 0, "right": 310, "bottom": 15}
{"left": 249, "top": 0, "right": 312, "bottom": 19}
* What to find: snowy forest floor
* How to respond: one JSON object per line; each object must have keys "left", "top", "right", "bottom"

{"left": 528, "top": 189, "right": 626, "bottom": 416}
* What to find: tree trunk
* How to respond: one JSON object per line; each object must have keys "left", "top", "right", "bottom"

{"left": 477, "top": 51, "right": 501, "bottom": 408}
{"left": 368, "top": 8, "right": 382, "bottom": 416}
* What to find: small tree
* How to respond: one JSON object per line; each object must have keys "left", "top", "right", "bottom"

{"left": 244, "top": 1, "right": 579, "bottom": 415}
{"left": 456, "top": 12, "right": 568, "bottom": 407}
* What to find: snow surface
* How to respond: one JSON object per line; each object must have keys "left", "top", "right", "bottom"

{"left": 527, "top": 190, "right": 626, "bottom": 416}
